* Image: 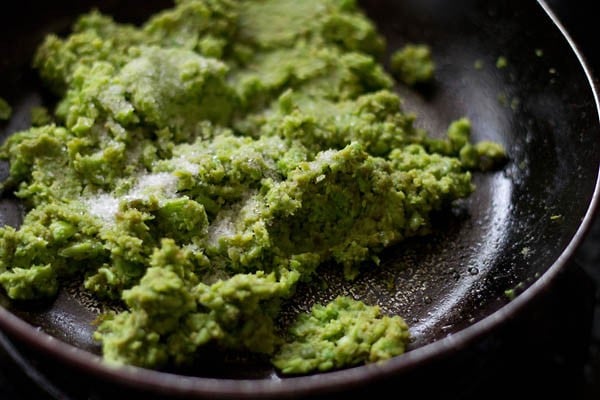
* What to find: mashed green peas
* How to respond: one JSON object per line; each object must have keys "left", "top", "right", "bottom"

{"left": 0, "top": 0, "right": 505, "bottom": 374}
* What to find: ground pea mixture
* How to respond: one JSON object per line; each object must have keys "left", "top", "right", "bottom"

{"left": 0, "top": 0, "right": 505, "bottom": 374}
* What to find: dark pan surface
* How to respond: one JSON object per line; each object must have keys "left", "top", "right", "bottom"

{"left": 1, "top": 0, "right": 599, "bottom": 398}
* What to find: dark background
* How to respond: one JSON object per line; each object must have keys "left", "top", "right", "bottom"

{"left": 1, "top": 1, "right": 600, "bottom": 399}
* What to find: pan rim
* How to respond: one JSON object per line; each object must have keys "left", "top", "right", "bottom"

{"left": 1, "top": 0, "right": 600, "bottom": 398}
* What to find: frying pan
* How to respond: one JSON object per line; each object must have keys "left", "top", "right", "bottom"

{"left": 0, "top": 0, "right": 599, "bottom": 398}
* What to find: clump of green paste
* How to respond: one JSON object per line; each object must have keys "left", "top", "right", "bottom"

{"left": 0, "top": 97, "right": 12, "bottom": 120}
{"left": 390, "top": 43, "right": 436, "bottom": 86}
{"left": 0, "top": 0, "right": 506, "bottom": 374}
{"left": 273, "top": 296, "right": 410, "bottom": 374}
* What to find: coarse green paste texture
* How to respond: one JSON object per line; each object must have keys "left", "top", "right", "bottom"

{"left": 0, "top": 0, "right": 505, "bottom": 374}
{"left": 0, "top": 97, "right": 12, "bottom": 120}
{"left": 390, "top": 43, "right": 435, "bottom": 86}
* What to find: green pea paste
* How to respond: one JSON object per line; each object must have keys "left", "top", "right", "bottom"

{"left": 0, "top": 0, "right": 505, "bottom": 374}
{"left": 0, "top": 97, "right": 12, "bottom": 120}
{"left": 390, "top": 43, "right": 435, "bottom": 86}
